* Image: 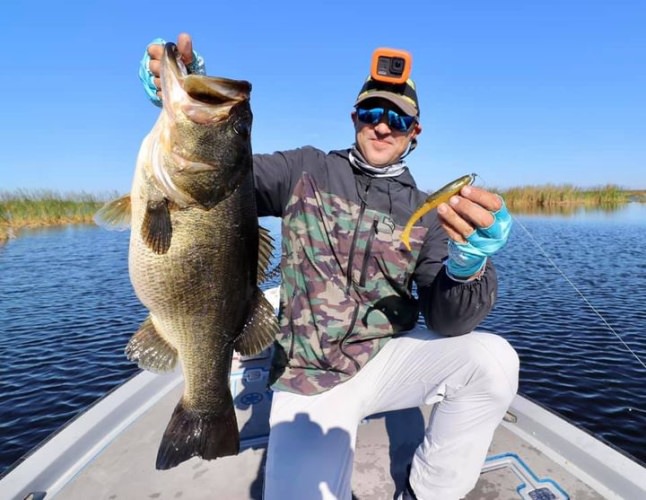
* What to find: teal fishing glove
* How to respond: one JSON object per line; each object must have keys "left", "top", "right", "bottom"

{"left": 446, "top": 200, "right": 513, "bottom": 280}
{"left": 138, "top": 37, "right": 207, "bottom": 107}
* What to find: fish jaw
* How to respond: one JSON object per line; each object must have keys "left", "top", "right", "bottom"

{"left": 151, "top": 42, "right": 254, "bottom": 209}
{"left": 160, "top": 42, "right": 251, "bottom": 131}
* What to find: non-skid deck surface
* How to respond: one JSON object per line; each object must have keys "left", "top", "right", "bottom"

{"left": 58, "top": 381, "right": 602, "bottom": 499}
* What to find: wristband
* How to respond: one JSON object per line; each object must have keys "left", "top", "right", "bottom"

{"left": 445, "top": 199, "right": 512, "bottom": 279}
{"left": 446, "top": 241, "right": 488, "bottom": 279}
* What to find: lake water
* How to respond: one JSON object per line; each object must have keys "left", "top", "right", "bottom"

{"left": 1, "top": 205, "right": 645, "bottom": 476}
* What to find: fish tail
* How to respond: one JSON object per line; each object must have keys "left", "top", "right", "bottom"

{"left": 155, "top": 398, "right": 240, "bottom": 470}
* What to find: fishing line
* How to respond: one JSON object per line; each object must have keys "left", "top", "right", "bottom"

{"left": 511, "top": 214, "right": 646, "bottom": 370}
{"left": 474, "top": 174, "right": 646, "bottom": 370}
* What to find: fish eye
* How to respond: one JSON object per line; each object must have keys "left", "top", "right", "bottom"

{"left": 233, "top": 120, "right": 250, "bottom": 138}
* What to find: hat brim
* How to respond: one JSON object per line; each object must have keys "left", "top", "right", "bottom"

{"left": 355, "top": 90, "right": 418, "bottom": 118}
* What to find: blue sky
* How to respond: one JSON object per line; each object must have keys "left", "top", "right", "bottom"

{"left": 1, "top": 0, "right": 644, "bottom": 196}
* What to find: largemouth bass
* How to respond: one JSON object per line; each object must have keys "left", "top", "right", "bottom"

{"left": 96, "top": 42, "right": 278, "bottom": 470}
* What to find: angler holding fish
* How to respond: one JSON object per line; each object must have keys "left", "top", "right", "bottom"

{"left": 138, "top": 34, "right": 515, "bottom": 499}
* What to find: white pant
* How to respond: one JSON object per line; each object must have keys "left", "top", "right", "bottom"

{"left": 263, "top": 327, "right": 519, "bottom": 500}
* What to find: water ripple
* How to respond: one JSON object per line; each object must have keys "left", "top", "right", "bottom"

{"left": 1, "top": 210, "right": 645, "bottom": 475}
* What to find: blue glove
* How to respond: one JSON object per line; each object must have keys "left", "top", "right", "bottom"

{"left": 446, "top": 199, "right": 512, "bottom": 280}
{"left": 138, "top": 37, "right": 207, "bottom": 107}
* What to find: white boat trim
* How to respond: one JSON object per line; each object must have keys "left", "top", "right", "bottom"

{"left": 1, "top": 284, "right": 644, "bottom": 499}
{"left": 4, "top": 364, "right": 645, "bottom": 499}
{"left": 501, "top": 395, "right": 646, "bottom": 499}
{"left": 1, "top": 369, "right": 183, "bottom": 499}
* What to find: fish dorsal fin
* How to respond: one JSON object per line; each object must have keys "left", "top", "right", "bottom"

{"left": 94, "top": 195, "right": 132, "bottom": 230}
{"left": 125, "top": 315, "right": 178, "bottom": 373}
{"left": 234, "top": 288, "right": 279, "bottom": 356}
{"left": 257, "top": 225, "right": 275, "bottom": 283}
{"left": 142, "top": 199, "right": 173, "bottom": 254}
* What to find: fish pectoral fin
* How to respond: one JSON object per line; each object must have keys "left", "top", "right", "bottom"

{"left": 93, "top": 195, "right": 132, "bottom": 230}
{"left": 142, "top": 199, "right": 173, "bottom": 254}
{"left": 125, "top": 316, "right": 178, "bottom": 373}
{"left": 256, "top": 225, "right": 275, "bottom": 283}
{"left": 234, "top": 288, "right": 279, "bottom": 356}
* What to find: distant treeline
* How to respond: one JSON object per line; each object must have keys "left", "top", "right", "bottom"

{"left": 1, "top": 186, "right": 645, "bottom": 242}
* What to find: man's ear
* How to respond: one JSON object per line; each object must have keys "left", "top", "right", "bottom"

{"left": 412, "top": 122, "right": 422, "bottom": 137}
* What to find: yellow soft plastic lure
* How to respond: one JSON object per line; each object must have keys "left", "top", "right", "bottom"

{"left": 401, "top": 173, "right": 477, "bottom": 251}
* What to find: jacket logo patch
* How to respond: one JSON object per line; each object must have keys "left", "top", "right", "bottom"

{"left": 379, "top": 216, "right": 395, "bottom": 234}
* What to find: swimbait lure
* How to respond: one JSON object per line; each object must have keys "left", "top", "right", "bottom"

{"left": 401, "top": 173, "right": 476, "bottom": 251}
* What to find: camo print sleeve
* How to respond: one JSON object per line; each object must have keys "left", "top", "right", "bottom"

{"left": 253, "top": 147, "right": 329, "bottom": 218}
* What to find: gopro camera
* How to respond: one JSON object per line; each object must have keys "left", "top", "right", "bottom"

{"left": 371, "top": 48, "right": 412, "bottom": 85}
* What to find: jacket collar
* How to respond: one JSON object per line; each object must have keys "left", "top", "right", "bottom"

{"left": 331, "top": 148, "right": 419, "bottom": 189}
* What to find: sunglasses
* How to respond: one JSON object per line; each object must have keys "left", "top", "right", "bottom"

{"left": 356, "top": 107, "right": 416, "bottom": 132}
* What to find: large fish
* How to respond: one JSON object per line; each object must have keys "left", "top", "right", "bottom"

{"left": 96, "top": 42, "right": 278, "bottom": 470}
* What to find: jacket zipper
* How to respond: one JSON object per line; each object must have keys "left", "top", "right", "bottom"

{"left": 340, "top": 179, "right": 371, "bottom": 370}
{"left": 346, "top": 178, "right": 371, "bottom": 291}
{"left": 345, "top": 207, "right": 366, "bottom": 292}
{"left": 359, "top": 217, "right": 379, "bottom": 287}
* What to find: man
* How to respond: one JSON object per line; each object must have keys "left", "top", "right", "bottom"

{"left": 140, "top": 34, "right": 519, "bottom": 500}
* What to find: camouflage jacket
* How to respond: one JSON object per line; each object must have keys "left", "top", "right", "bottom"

{"left": 254, "top": 147, "right": 497, "bottom": 394}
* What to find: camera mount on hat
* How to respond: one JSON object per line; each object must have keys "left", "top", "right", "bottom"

{"left": 370, "top": 48, "right": 412, "bottom": 85}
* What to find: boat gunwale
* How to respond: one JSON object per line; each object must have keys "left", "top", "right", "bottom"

{"left": 3, "top": 362, "right": 645, "bottom": 499}
{"left": 1, "top": 284, "right": 644, "bottom": 499}
{"left": 502, "top": 393, "right": 646, "bottom": 499}
{"left": 0, "top": 368, "right": 183, "bottom": 498}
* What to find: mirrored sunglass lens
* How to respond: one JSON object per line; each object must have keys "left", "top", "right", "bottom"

{"left": 387, "top": 110, "right": 414, "bottom": 131}
{"left": 358, "top": 107, "right": 413, "bottom": 130}
{"left": 357, "top": 108, "right": 384, "bottom": 124}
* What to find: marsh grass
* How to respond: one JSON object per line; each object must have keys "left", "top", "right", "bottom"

{"left": 0, "top": 185, "right": 642, "bottom": 242}
{"left": 0, "top": 190, "right": 117, "bottom": 242}
{"left": 495, "top": 184, "right": 630, "bottom": 210}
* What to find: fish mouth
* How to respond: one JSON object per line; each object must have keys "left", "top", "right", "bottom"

{"left": 162, "top": 43, "right": 251, "bottom": 109}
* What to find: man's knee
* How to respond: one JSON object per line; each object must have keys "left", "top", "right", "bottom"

{"left": 470, "top": 333, "right": 519, "bottom": 403}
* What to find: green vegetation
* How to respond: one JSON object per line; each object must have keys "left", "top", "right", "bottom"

{"left": 0, "top": 185, "right": 644, "bottom": 243}
{"left": 493, "top": 184, "right": 638, "bottom": 214}
{"left": 0, "top": 190, "right": 115, "bottom": 242}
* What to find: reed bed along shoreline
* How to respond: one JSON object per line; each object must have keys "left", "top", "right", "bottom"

{"left": 1, "top": 186, "right": 644, "bottom": 243}
{"left": 493, "top": 183, "right": 633, "bottom": 207}
{"left": 490, "top": 184, "right": 646, "bottom": 214}
{"left": 0, "top": 190, "right": 114, "bottom": 243}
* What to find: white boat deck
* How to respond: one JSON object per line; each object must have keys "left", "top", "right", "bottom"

{"left": 56, "top": 379, "right": 604, "bottom": 500}
{"left": 4, "top": 353, "right": 645, "bottom": 500}
{"left": 2, "top": 287, "right": 645, "bottom": 499}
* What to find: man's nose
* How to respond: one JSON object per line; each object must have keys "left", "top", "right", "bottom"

{"left": 374, "top": 119, "right": 391, "bottom": 134}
